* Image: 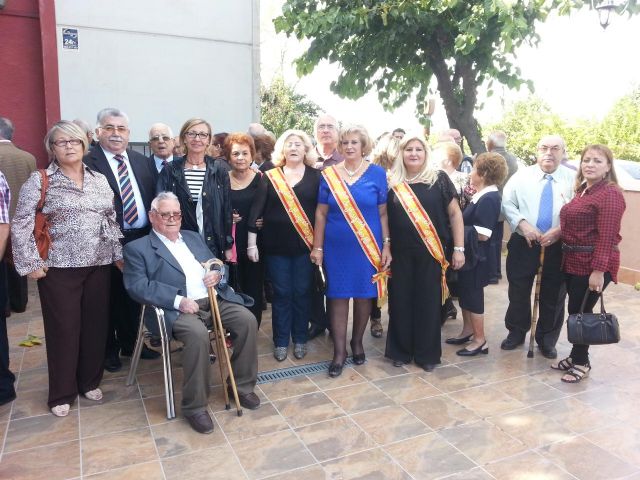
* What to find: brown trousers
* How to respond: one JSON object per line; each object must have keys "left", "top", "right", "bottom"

{"left": 38, "top": 265, "right": 111, "bottom": 407}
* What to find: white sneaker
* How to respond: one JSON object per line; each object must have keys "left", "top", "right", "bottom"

{"left": 51, "top": 404, "right": 70, "bottom": 417}
{"left": 84, "top": 388, "right": 103, "bottom": 401}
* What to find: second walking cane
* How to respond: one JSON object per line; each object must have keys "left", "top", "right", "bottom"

{"left": 527, "top": 246, "right": 546, "bottom": 358}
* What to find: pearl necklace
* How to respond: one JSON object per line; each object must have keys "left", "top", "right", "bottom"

{"left": 342, "top": 157, "right": 365, "bottom": 177}
{"left": 406, "top": 172, "right": 421, "bottom": 183}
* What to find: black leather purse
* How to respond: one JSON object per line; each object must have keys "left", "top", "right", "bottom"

{"left": 314, "top": 264, "right": 327, "bottom": 294}
{"left": 567, "top": 290, "right": 620, "bottom": 345}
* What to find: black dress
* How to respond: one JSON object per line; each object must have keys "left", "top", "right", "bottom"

{"left": 230, "top": 174, "right": 263, "bottom": 325}
{"left": 385, "top": 172, "right": 457, "bottom": 366}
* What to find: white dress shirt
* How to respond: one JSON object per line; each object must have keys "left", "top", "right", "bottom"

{"left": 501, "top": 164, "right": 575, "bottom": 236}
{"left": 154, "top": 231, "right": 209, "bottom": 308}
{"left": 102, "top": 147, "right": 149, "bottom": 229}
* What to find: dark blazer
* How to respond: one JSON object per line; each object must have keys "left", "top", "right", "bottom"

{"left": 84, "top": 146, "right": 157, "bottom": 230}
{"left": 123, "top": 229, "right": 251, "bottom": 336}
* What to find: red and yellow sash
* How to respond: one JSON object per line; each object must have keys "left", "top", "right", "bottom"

{"left": 266, "top": 167, "right": 314, "bottom": 251}
{"left": 393, "top": 181, "right": 450, "bottom": 304}
{"left": 323, "top": 166, "right": 389, "bottom": 304}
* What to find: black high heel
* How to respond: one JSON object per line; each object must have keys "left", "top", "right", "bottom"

{"left": 328, "top": 361, "right": 345, "bottom": 377}
{"left": 350, "top": 340, "right": 366, "bottom": 365}
{"left": 456, "top": 342, "right": 488, "bottom": 356}
{"left": 445, "top": 334, "right": 473, "bottom": 345}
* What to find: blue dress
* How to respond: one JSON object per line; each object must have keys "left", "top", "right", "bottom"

{"left": 318, "top": 164, "right": 388, "bottom": 298}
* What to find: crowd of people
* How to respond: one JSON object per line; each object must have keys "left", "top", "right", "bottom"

{"left": 0, "top": 109, "right": 626, "bottom": 434}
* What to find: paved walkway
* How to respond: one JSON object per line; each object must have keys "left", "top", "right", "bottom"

{"left": 1, "top": 279, "right": 639, "bottom": 479}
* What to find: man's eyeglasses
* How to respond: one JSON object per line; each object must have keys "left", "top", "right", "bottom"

{"left": 185, "top": 131, "right": 210, "bottom": 140}
{"left": 52, "top": 139, "right": 83, "bottom": 148}
{"left": 154, "top": 211, "right": 182, "bottom": 221}
{"left": 100, "top": 125, "right": 129, "bottom": 133}
{"left": 150, "top": 135, "right": 171, "bottom": 142}
{"left": 538, "top": 145, "right": 562, "bottom": 153}
{"left": 317, "top": 124, "right": 336, "bottom": 131}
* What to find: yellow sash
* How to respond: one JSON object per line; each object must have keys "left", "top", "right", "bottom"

{"left": 322, "top": 166, "right": 389, "bottom": 304}
{"left": 266, "top": 167, "right": 314, "bottom": 251}
{"left": 393, "top": 181, "right": 450, "bottom": 304}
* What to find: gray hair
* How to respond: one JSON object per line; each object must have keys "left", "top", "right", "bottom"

{"left": 151, "top": 191, "right": 180, "bottom": 210}
{"left": 272, "top": 130, "right": 318, "bottom": 168}
{"left": 96, "top": 108, "right": 130, "bottom": 126}
{"left": 72, "top": 118, "right": 93, "bottom": 135}
{"left": 487, "top": 131, "right": 507, "bottom": 149}
{"left": 314, "top": 113, "right": 338, "bottom": 133}
{"left": 0, "top": 117, "right": 14, "bottom": 141}
{"left": 43, "top": 121, "right": 88, "bottom": 159}
{"left": 148, "top": 122, "right": 174, "bottom": 139}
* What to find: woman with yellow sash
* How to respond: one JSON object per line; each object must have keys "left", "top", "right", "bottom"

{"left": 247, "top": 130, "right": 320, "bottom": 362}
{"left": 311, "top": 126, "right": 391, "bottom": 378}
{"left": 385, "top": 134, "right": 465, "bottom": 371}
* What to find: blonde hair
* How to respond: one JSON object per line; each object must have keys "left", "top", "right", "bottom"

{"left": 372, "top": 133, "right": 400, "bottom": 171}
{"left": 433, "top": 141, "right": 463, "bottom": 169}
{"left": 44, "top": 120, "right": 88, "bottom": 160}
{"left": 179, "top": 118, "right": 212, "bottom": 155}
{"left": 272, "top": 130, "right": 318, "bottom": 168}
{"left": 388, "top": 135, "right": 438, "bottom": 188}
{"left": 337, "top": 125, "right": 373, "bottom": 157}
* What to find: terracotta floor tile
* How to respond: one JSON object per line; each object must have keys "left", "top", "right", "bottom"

{"left": 80, "top": 399, "right": 149, "bottom": 438}
{"left": 78, "top": 376, "right": 141, "bottom": 407}
{"left": 4, "top": 411, "right": 79, "bottom": 452}
{"left": 488, "top": 408, "right": 575, "bottom": 449}
{"left": 20, "top": 348, "right": 47, "bottom": 370}
{"left": 439, "top": 468, "right": 495, "bottom": 480}
{"left": 214, "top": 402, "right": 288, "bottom": 443}
{"left": 258, "top": 375, "right": 319, "bottom": 402}
{"left": 136, "top": 369, "right": 183, "bottom": 399}
{"left": 295, "top": 416, "right": 376, "bottom": 462}
{"left": 353, "top": 355, "right": 410, "bottom": 381}
{"left": 84, "top": 461, "right": 164, "bottom": 479}
{"left": 404, "top": 395, "right": 480, "bottom": 430}
{"left": 531, "top": 396, "right": 619, "bottom": 434}
{"left": 271, "top": 464, "right": 327, "bottom": 480}
{"left": 322, "top": 447, "right": 412, "bottom": 479}
{"left": 384, "top": 432, "right": 477, "bottom": 480}
{"left": 143, "top": 392, "right": 183, "bottom": 425}
{"left": 310, "top": 366, "right": 367, "bottom": 390}
{"left": 0, "top": 440, "right": 80, "bottom": 480}
{"left": 583, "top": 423, "right": 640, "bottom": 468}
{"left": 373, "top": 373, "right": 442, "bottom": 403}
{"left": 10, "top": 388, "right": 53, "bottom": 420}
{"left": 81, "top": 427, "right": 158, "bottom": 476}
{"left": 274, "top": 391, "right": 345, "bottom": 428}
{"left": 258, "top": 352, "right": 295, "bottom": 372}
{"left": 484, "top": 450, "right": 575, "bottom": 479}
{"left": 418, "top": 364, "right": 485, "bottom": 393}
{"left": 0, "top": 397, "right": 14, "bottom": 423}
{"left": 161, "top": 444, "right": 246, "bottom": 479}
{"left": 492, "top": 375, "right": 567, "bottom": 406}
{"left": 232, "top": 429, "right": 315, "bottom": 479}
{"left": 449, "top": 384, "right": 527, "bottom": 417}
{"left": 351, "top": 405, "right": 429, "bottom": 445}
{"left": 324, "top": 382, "right": 394, "bottom": 414}
{"left": 15, "top": 367, "right": 49, "bottom": 393}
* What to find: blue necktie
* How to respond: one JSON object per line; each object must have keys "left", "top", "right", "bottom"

{"left": 536, "top": 174, "right": 553, "bottom": 232}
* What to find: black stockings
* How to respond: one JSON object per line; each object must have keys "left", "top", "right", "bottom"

{"left": 328, "top": 298, "right": 372, "bottom": 364}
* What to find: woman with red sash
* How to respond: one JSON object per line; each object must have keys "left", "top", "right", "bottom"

{"left": 311, "top": 126, "right": 391, "bottom": 378}
{"left": 385, "top": 134, "right": 465, "bottom": 371}
{"left": 248, "top": 130, "right": 320, "bottom": 362}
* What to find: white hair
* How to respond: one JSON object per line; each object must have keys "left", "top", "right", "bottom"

{"left": 96, "top": 107, "right": 129, "bottom": 126}
{"left": 151, "top": 191, "right": 179, "bottom": 210}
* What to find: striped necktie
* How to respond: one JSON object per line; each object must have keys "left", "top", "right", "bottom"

{"left": 115, "top": 154, "right": 139, "bottom": 226}
{"left": 536, "top": 174, "right": 553, "bottom": 232}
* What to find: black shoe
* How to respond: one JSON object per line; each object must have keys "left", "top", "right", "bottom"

{"left": 308, "top": 324, "right": 327, "bottom": 340}
{"left": 445, "top": 334, "right": 473, "bottom": 345}
{"left": 421, "top": 363, "right": 437, "bottom": 372}
{"left": 392, "top": 360, "right": 407, "bottom": 367}
{"left": 185, "top": 410, "right": 214, "bottom": 434}
{"left": 122, "top": 345, "right": 161, "bottom": 360}
{"left": 104, "top": 353, "right": 122, "bottom": 372}
{"left": 457, "top": 342, "right": 489, "bottom": 356}
{"left": 350, "top": 340, "right": 365, "bottom": 365}
{"left": 500, "top": 333, "right": 525, "bottom": 350}
{"left": 0, "top": 391, "right": 16, "bottom": 407}
{"left": 538, "top": 345, "right": 558, "bottom": 359}
{"left": 228, "top": 388, "right": 261, "bottom": 410}
{"left": 328, "top": 361, "right": 344, "bottom": 377}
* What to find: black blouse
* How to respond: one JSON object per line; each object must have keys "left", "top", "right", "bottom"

{"left": 387, "top": 171, "right": 458, "bottom": 253}
{"left": 230, "top": 174, "right": 261, "bottom": 256}
{"left": 248, "top": 166, "right": 320, "bottom": 256}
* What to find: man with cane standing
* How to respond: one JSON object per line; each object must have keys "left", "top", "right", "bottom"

{"left": 501, "top": 135, "right": 574, "bottom": 358}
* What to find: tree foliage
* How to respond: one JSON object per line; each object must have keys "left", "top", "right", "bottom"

{"left": 260, "top": 76, "right": 321, "bottom": 138}
{"left": 599, "top": 88, "right": 640, "bottom": 160}
{"left": 274, "top": 0, "right": 639, "bottom": 154}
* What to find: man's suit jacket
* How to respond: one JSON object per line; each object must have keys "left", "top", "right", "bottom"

{"left": 0, "top": 142, "right": 37, "bottom": 217}
{"left": 83, "top": 146, "right": 157, "bottom": 230}
{"left": 123, "top": 229, "right": 251, "bottom": 336}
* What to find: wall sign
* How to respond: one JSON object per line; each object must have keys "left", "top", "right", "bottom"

{"left": 62, "top": 28, "right": 78, "bottom": 50}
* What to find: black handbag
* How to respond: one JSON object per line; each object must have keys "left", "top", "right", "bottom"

{"left": 314, "top": 264, "right": 327, "bottom": 294}
{"left": 567, "top": 290, "right": 620, "bottom": 345}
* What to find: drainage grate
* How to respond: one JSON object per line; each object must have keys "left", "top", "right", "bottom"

{"left": 257, "top": 357, "right": 356, "bottom": 384}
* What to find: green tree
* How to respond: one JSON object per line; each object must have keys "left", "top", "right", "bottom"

{"left": 260, "top": 76, "right": 321, "bottom": 137}
{"left": 599, "top": 87, "right": 640, "bottom": 160}
{"left": 274, "top": 0, "right": 638, "bottom": 154}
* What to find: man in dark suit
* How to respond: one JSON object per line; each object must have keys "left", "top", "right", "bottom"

{"left": 124, "top": 192, "right": 259, "bottom": 434}
{"left": 84, "top": 107, "right": 160, "bottom": 372}
{"left": 0, "top": 117, "right": 36, "bottom": 314}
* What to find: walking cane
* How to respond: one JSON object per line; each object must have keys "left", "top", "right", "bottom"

{"left": 527, "top": 245, "right": 546, "bottom": 358}
{"left": 202, "top": 259, "right": 243, "bottom": 416}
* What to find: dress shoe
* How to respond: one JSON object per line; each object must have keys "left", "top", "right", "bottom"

{"left": 457, "top": 342, "right": 489, "bottom": 356}
{"left": 350, "top": 340, "right": 366, "bottom": 365}
{"left": 104, "top": 354, "right": 122, "bottom": 372}
{"left": 392, "top": 360, "right": 407, "bottom": 367}
{"left": 307, "top": 324, "right": 327, "bottom": 339}
{"left": 0, "top": 391, "right": 16, "bottom": 407}
{"left": 185, "top": 410, "right": 214, "bottom": 434}
{"left": 328, "top": 361, "right": 344, "bottom": 378}
{"left": 274, "top": 346, "right": 288, "bottom": 361}
{"left": 421, "top": 363, "right": 437, "bottom": 372}
{"left": 445, "top": 333, "right": 473, "bottom": 345}
{"left": 500, "top": 332, "right": 525, "bottom": 350}
{"left": 538, "top": 345, "right": 558, "bottom": 359}
{"left": 293, "top": 343, "right": 307, "bottom": 360}
{"left": 229, "top": 388, "right": 261, "bottom": 410}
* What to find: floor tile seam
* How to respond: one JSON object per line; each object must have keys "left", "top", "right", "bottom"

{"left": 81, "top": 460, "right": 163, "bottom": 480}
{"left": 0, "top": 418, "right": 9, "bottom": 462}
{"left": 206, "top": 405, "right": 253, "bottom": 479}
{"left": 269, "top": 390, "right": 350, "bottom": 432}
{"left": 139, "top": 382, "right": 168, "bottom": 480}
{"left": 530, "top": 444, "right": 585, "bottom": 480}
{"left": 256, "top": 382, "right": 322, "bottom": 404}
{"left": 306, "top": 372, "right": 369, "bottom": 392}
{"left": 2, "top": 437, "right": 79, "bottom": 456}
{"left": 257, "top": 462, "right": 324, "bottom": 480}
{"left": 577, "top": 430, "right": 640, "bottom": 470}
{"left": 434, "top": 465, "right": 497, "bottom": 480}
{"left": 79, "top": 395, "right": 145, "bottom": 412}
{"left": 257, "top": 419, "right": 322, "bottom": 474}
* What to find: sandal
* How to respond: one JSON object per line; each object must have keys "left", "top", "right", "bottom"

{"left": 550, "top": 357, "right": 574, "bottom": 371}
{"left": 561, "top": 364, "right": 591, "bottom": 384}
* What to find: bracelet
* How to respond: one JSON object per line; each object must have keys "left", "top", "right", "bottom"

{"left": 453, "top": 246, "right": 465, "bottom": 253}
{"left": 383, "top": 237, "right": 391, "bottom": 244}
{"left": 313, "top": 247, "right": 323, "bottom": 251}
{"left": 247, "top": 246, "right": 257, "bottom": 250}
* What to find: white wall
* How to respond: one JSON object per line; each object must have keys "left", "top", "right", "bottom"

{"left": 55, "top": 0, "right": 260, "bottom": 141}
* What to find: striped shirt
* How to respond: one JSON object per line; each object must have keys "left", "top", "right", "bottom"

{"left": 0, "top": 172, "right": 10, "bottom": 224}
{"left": 184, "top": 167, "right": 206, "bottom": 201}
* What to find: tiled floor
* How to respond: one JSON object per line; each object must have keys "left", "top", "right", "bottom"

{"left": 1, "top": 278, "right": 640, "bottom": 479}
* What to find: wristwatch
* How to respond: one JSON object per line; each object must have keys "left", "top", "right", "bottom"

{"left": 453, "top": 246, "right": 465, "bottom": 253}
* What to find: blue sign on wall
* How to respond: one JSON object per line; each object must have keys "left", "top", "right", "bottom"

{"left": 62, "top": 28, "right": 78, "bottom": 50}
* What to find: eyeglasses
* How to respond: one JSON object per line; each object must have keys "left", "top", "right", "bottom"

{"left": 185, "top": 131, "right": 210, "bottom": 140}
{"left": 52, "top": 139, "right": 83, "bottom": 147}
{"left": 100, "top": 125, "right": 129, "bottom": 133}
{"left": 538, "top": 145, "right": 562, "bottom": 153}
{"left": 154, "top": 210, "right": 182, "bottom": 220}
{"left": 150, "top": 135, "right": 171, "bottom": 142}
{"left": 317, "top": 124, "right": 336, "bottom": 131}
